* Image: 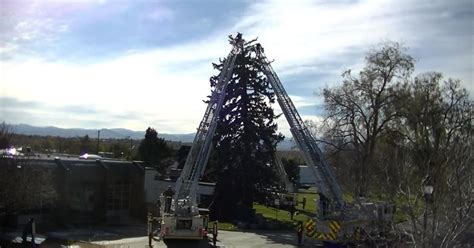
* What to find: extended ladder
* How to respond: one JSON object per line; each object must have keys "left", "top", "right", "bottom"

{"left": 175, "top": 35, "right": 343, "bottom": 212}
{"left": 255, "top": 45, "right": 344, "bottom": 209}
{"left": 174, "top": 35, "right": 245, "bottom": 208}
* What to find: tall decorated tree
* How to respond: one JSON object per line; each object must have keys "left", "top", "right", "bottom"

{"left": 209, "top": 35, "right": 284, "bottom": 220}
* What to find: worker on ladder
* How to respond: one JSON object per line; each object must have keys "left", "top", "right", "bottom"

{"left": 22, "top": 218, "right": 36, "bottom": 247}
{"left": 297, "top": 220, "right": 304, "bottom": 245}
{"left": 163, "top": 186, "right": 175, "bottom": 213}
{"left": 317, "top": 192, "right": 330, "bottom": 218}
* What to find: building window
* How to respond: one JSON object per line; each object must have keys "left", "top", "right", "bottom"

{"left": 69, "top": 184, "right": 95, "bottom": 211}
{"left": 107, "top": 181, "right": 131, "bottom": 210}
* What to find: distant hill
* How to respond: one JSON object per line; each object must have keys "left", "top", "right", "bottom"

{"left": 8, "top": 123, "right": 295, "bottom": 150}
{"left": 8, "top": 123, "right": 195, "bottom": 142}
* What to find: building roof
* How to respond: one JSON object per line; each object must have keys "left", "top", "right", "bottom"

{"left": 1, "top": 157, "right": 145, "bottom": 173}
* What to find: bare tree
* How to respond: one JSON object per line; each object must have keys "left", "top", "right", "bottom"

{"left": 0, "top": 124, "right": 57, "bottom": 222}
{"left": 0, "top": 122, "right": 14, "bottom": 149}
{"left": 320, "top": 43, "right": 473, "bottom": 246}
{"left": 322, "top": 42, "right": 414, "bottom": 196}
{"left": 0, "top": 157, "right": 58, "bottom": 217}
{"left": 392, "top": 73, "right": 473, "bottom": 247}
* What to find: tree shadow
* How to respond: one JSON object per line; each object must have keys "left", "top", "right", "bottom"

{"left": 254, "top": 231, "right": 299, "bottom": 246}
{"left": 163, "top": 238, "right": 211, "bottom": 248}
{"left": 220, "top": 230, "right": 321, "bottom": 247}
{"left": 295, "top": 209, "right": 317, "bottom": 218}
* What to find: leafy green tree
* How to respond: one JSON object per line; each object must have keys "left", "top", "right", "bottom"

{"left": 281, "top": 157, "right": 301, "bottom": 186}
{"left": 209, "top": 35, "right": 284, "bottom": 220}
{"left": 137, "top": 127, "right": 172, "bottom": 174}
{"left": 176, "top": 145, "right": 191, "bottom": 170}
{"left": 109, "top": 141, "right": 130, "bottom": 159}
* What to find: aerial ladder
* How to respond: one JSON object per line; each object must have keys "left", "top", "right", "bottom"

{"left": 254, "top": 44, "right": 344, "bottom": 212}
{"left": 254, "top": 44, "right": 395, "bottom": 244}
{"left": 157, "top": 34, "right": 245, "bottom": 240}
{"left": 155, "top": 34, "right": 394, "bottom": 244}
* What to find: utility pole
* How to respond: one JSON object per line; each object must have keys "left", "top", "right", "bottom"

{"left": 97, "top": 130, "right": 100, "bottom": 154}
{"left": 129, "top": 137, "right": 133, "bottom": 161}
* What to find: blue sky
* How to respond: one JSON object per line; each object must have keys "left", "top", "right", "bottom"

{"left": 1, "top": 0, "right": 473, "bottom": 135}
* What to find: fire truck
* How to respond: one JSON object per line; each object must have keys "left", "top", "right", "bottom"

{"left": 154, "top": 34, "right": 394, "bottom": 245}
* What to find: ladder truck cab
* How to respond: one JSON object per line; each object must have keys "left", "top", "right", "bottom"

{"left": 159, "top": 195, "right": 208, "bottom": 240}
{"left": 158, "top": 186, "right": 208, "bottom": 240}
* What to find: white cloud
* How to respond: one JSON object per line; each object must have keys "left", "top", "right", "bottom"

{"left": 1, "top": 0, "right": 472, "bottom": 134}
{"left": 231, "top": 0, "right": 395, "bottom": 69}
{"left": 228, "top": 0, "right": 472, "bottom": 90}
{"left": 0, "top": 43, "right": 19, "bottom": 57}
{"left": 0, "top": 35, "right": 232, "bottom": 132}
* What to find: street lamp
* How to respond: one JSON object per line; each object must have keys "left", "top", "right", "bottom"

{"left": 423, "top": 185, "right": 434, "bottom": 196}
{"left": 422, "top": 184, "right": 433, "bottom": 248}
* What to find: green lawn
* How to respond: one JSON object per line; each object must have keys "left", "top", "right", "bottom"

{"left": 210, "top": 192, "right": 318, "bottom": 231}
{"left": 253, "top": 203, "right": 311, "bottom": 224}
{"left": 298, "top": 189, "right": 415, "bottom": 224}
{"left": 213, "top": 189, "right": 401, "bottom": 231}
{"left": 295, "top": 191, "right": 317, "bottom": 213}
{"left": 216, "top": 221, "right": 237, "bottom": 230}
{"left": 214, "top": 188, "right": 413, "bottom": 233}
{"left": 253, "top": 190, "right": 318, "bottom": 226}
{"left": 253, "top": 189, "right": 358, "bottom": 224}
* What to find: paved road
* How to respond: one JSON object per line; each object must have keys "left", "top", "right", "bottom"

{"left": 80, "top": 230, "right": 319, "bottom": 248}
{"left": 89, "top": 236, "right": 211, "bottom": 248}
{"left": 39, "top": 227, "right": 320, "bottom": 247}
{"left": 42, "top": 227, "right": 211, "bottom": 248}
{"left": 214, "top": 230, "right": 320, "bottom": 248}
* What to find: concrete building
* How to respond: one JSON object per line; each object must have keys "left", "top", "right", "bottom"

{"left": 53, "top": 158, "right": 146, "bottom": 224}
{"left": 1, "top": 156, "right": 216, "bottom": 228}
{"left": 0, "top": 157, "right": 146, "bottom": 227}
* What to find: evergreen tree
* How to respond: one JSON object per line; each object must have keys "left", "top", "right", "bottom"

{"left": 177, "top": 145, "right": 191, "bottom": 169}
{"left": 137, "top": 127, "right": 171, "bottom": 174}
{"left": 209, "top": 35, "right": 284, "bottom": 220}
{"left": 281, "top": 157, "right": 301, "bottom": 186}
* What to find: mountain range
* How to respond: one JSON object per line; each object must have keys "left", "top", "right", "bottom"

{"left": 8, "top": 123, "right": 295, "bottom": 150}
{"left": 9, "top": 123, "right": 195, "bottom": 142}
